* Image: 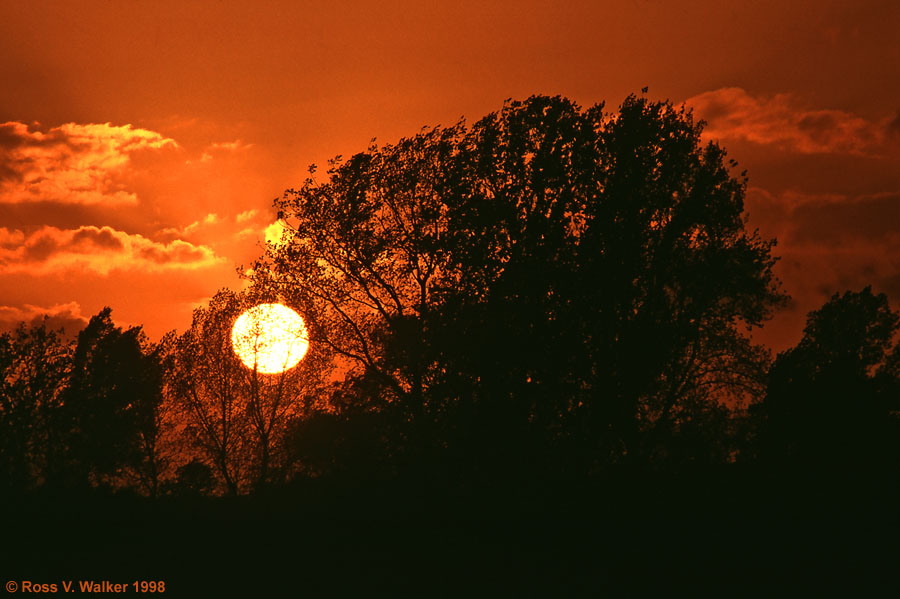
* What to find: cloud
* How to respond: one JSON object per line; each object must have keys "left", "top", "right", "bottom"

{"left": 197, "top": 139, "right": 253, "bottom": 163}
{"left": 236, "top": 209, "right": 258, "bottom": 223}
{"left": 0, "top": 227, "right": 25, "bottom": 247}
{"left": 0, "top": 225, "right": 225, "bottom": 275}
{"left": 182, "top": 212, "right": 220, "bottom": 235}
{"left": 0, "top": 121, "right": 178, "bottom": 205}
{"left": 887, "top": 112, "right": 900, "bottom": 139}
{"left": 685, "top": 88, "right": 899, "bottom": 156}
{"left": 264, "top": 220, "right": 290, "bottom": 246}
{"left": 231, "top": 210, "right": 267, "bottom": 240}
{"left": 0, "top": 301, "right": 88, "bottom": 335}
{"left": 747, "top": 188, "right": 900, "bottom": 246}
{"left": 744, "top": 187, "right": 900, "bottom": 349}
{"left": 786, "top": 192, "right": 900, "bottom": 247}
{"left": 154, "top": 213, "right": 223, "bottom": 241}
{"left": 208, "top": 140, "right": 253, "bottom": 152}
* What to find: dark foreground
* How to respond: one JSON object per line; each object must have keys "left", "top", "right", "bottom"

{"left": 4, "top": 467, "right": 899, "bottom": 597}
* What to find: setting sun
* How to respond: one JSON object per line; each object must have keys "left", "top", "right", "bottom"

{"left": 231, "top": 303, "right": 309, "bottom": 373}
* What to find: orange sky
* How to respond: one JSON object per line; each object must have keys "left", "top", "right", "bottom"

{"left": 1, "top": 0, "right": 899, "bottom": 352}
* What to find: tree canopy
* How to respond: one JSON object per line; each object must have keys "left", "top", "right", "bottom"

{"left": 758, "top": 287, "right": 900, "bottom": 465}
{"left": 252, "top": 94, "right": 787, "bottom": 469}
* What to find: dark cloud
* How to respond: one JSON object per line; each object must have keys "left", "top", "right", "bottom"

{"left": 881, "top": 272, "right": 900, "bottom": 301}
{"left": 887, "top": 111, "right": 900, "bottom": 139}
{"left": 71, "top": 227, "right": 125, "bottom": 251}
{"left": 745, "top": 187, "right": 900, "bottom": 352}
{"left": 0, "top": 301, "right": 88, "bottom": 336}
{"left": 788, "top": 193, "right": 900, "bottom": 246}
{"left": 0, "top": 161, "right": 22, "bottom": 183}
{"left": 0, "top": 227, "right": 24, "bottom": 248}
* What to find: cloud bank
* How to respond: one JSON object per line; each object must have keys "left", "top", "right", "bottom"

{"left": 0, "top": 225, "right": 224, "bottom": 275}
{"left": 0, "top": 301, "right": 89, "bottom": 334}
{"left": 0, "top": 121, "right": 178, "bottom": 205}
{"left": 686, "top": 87, "right": 900, "bottom": 156}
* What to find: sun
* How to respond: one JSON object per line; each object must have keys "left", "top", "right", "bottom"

{"left": 231, "top": 303, "right": 309, "bottom": 373}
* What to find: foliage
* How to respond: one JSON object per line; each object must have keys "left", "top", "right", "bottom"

{"left": 59, "top": 308, "right": 166, "bottom": 491}
{"left": 0, "top": 320, "right": 71, "bottom": 490}
{"left": 168, "top": 288, "right": 330, "bottom": 494}
{"left": 253, "top": 94, "right": 787, "bottom": 469}
{"left": 757, "top": 287, "right": 900, "bottom": 465}
{"left": 0, "top": 309, "right": 171, "bottom": 495}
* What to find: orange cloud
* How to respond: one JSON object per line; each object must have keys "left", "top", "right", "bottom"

{"left": 0, "top": 121, "right": 178, "bottom": 205}
{"left": 0, "top": 301, "right": 88, "bottom": 334}
{"left": 0, "top": 225, "right": 224, "bottom": 275}
{"left": 686, "top": 88, "right": 899, "bottom": 156}
{"left": 182, "top": 212, "right": 221, "bottom": 235}
{"left": 153, "top": 213, "right": 226, "bottom": 243}
{"left": 197, "top": 139, "right": 253, "bottom": 163}
{"left": 236, "top": 209, "right": 258, "bottom": 223}
{"left": 0, "top": 227, "right": 26, "bottom": 247}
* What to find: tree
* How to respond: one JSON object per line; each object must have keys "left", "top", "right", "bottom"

{"left": 131, "top": 331, "right": 177, "bottom": 498}
{"left": 252, "top": 94, "right": 786, "bottom": 471}
{"left": 59, "top": 308, "right": 165, "bottom": 491}
{"left": 0, "top": 320, "right": 72, "bottom": 491}
{"left": 442, "top": 94, "right": 784, "bottom": 465}
{"left": 166, "top": 459, "right": 216, "bottom": 497}
{"left": 757, "top": 287, "right": 900, "bottom": 466}
{"left": 168, "top": 288, "right": 328, "bottom": 494}
{"left": 169, "top": 291, "right": 252, "bottom": 495}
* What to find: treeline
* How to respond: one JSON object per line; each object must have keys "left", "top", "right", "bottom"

{"left": 0, "top": 294, "right": 331, "bottom": 497}
{"left": 2, "top": 285, "right": 898, "bottom": 498}
{"left": 2, "top": 94, "right": 899, "bottom": 498}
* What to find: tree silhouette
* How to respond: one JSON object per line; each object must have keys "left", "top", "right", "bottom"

{"left": 133, "top": 331, "right": 176, "bottom": 498}
{"left": 169, "top": 291, "right": 254, "bottom": 495}
{"left": 59, "top": 308, "right": 165, "bottom": 491}
{"left": 169, "top": 288, "right": 328, "bottom": 493}
{"left": 167, "top": 458, "right": 216, "bottom": 496}
{"left": 0, "top": 320, "right": 71, "bottom": 491}
{"left": 757, "top": 287, "right": 900, "bottom": 466}
{"left": 253, "top": 94, "right": 786, "bottom": 472}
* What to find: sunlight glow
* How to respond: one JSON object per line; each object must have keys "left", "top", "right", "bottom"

{"left": 231, "top": 303, "right": 309, "bottom": 373}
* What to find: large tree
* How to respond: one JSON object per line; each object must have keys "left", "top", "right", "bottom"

{"left": 253, "top": 94, "right": 786, "bottom": 468}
